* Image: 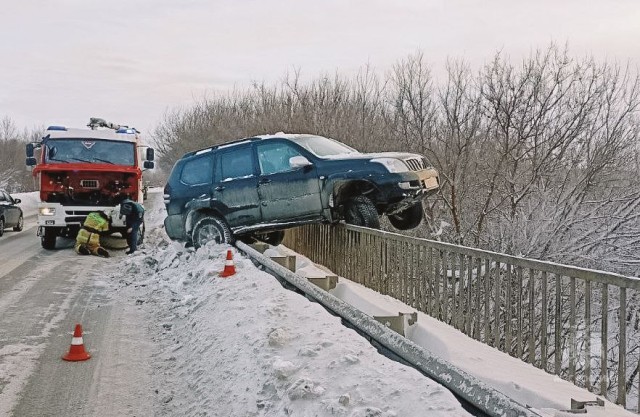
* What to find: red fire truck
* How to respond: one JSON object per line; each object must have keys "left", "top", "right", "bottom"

{"left": 26, "top": 118, "right": 155, "bottom": 249}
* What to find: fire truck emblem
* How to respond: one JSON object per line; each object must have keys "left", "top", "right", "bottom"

{"left": 82, "top": 141, "right": 96, "bottom": 149}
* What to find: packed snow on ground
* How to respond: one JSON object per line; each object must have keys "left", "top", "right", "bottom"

{"left": 105, "top": 195, "right": 471, "bottom": 416}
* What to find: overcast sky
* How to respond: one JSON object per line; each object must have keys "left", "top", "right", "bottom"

{"left": 1, "top": 0, "right": 639, "bottom": 137}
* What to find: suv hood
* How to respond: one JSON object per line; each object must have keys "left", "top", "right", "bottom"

{"left": 321, "top": 151, "right": 420, "bottom": 160}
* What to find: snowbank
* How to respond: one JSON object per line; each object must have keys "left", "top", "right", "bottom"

{"left": 106, "top": 193, "right": 471, "bottom": 416}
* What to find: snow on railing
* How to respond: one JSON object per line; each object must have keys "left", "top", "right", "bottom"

{"left": 284, "top": 223, "right": 640, "bottom": 413}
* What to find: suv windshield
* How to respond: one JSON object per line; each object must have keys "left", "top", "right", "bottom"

{"left": 44, "top": 139, "right": 135, "bottom": 166}
{"left": 293, "top": 136, "right": 359, "bottom": 157}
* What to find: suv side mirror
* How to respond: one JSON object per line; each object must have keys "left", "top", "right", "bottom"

{"left": 143, "top": 161, "right": 155, "bottom": 169}
{"left": 14, "top": 198, "right": 21, "bottom": 204}
{"left": 26, "top": 143, "right": 35, "bottom": 157}
{"left": 290, "top": 155, "right": 312, "bottom": 169}
{"left": 146, "top": 148, "right": 155, "bottom": 161}
{"left": 26, "top": 157, "right": 37, "bottom": 167}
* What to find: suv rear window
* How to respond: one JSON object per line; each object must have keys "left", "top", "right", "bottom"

{"left": 180, "top": 156, "right": 213, "bottom": 185}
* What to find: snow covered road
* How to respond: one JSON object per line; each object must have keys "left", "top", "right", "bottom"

{"left": 0, "top": 208, "right": 155, "bottom": 416}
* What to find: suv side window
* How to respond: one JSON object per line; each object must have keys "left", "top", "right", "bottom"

{"left": 0, "top": 192, "right": 7, "bottom": 202}
{"left": 219, "top": 147, "right": 254, "bottom": 181}
{"left": 180, "top": 156, "right": 213, "bottom": 185}
{"left": 257, "top": 142, "right": 303, "bottom": 175}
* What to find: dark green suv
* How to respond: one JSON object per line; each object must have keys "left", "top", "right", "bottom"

{"left": 163, "top": 134, "right": 439, "bottom": 248}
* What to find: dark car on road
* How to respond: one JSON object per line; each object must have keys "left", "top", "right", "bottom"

{"left": 0, "top": 190, "right": 24, "bottom": 237}
{"left": 163, "top": 133, "right": 439, "bottom": 248}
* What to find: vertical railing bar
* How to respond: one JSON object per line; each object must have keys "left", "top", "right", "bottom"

{"left": 474, "top": 257, "right": 482, "bottom": 340}
{"left": 617, "top": 287, "right": 627, "bottom": 407}
{"left": 434, "top": 249, "right": 441, "bottom": 320}
{"left": 506, "top": 264, "right": 513, "bottom": 355}
{"left": 555, "top": 274, "right": 562, "bottom": 375}
{"left": 517, "top": 266, "right": 523, "bottom": 359}
{"left": 541, "top": 271, "right": 548, "bottom": 372}
{"left": 601, "top": 283, "right": 609, "bottom": 396}
{"left": 528, "top": 268, "right": 536, "bottom": 365}
{"left": 494, "top": 262, "right": 501, "bottom": 349}
{"left": 585, "top": 280, "right": 591, "bottom": 391}
{"left": 427, "top": 247, "right": 433, "bottom": 315}
{"left": 569, "top": 277, "right": 576, "bottom": 384}
{"left": 419, "top": 244, "right": 426, "bottom": 313}
{"left": 484, "top": 259, "right": 491, "bottom": 344}
{"left": 466, "top": 255, "right": 474, "bottom": 336}
{"left": 442, "top": 251, "right": 449, "bottom": 323}
{"left": 457, "top": 253, "right": 464, "bottom": 330}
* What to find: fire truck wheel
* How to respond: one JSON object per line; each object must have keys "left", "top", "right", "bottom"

{"left": 41, "top": 228, "right": 56, "bottom": 250}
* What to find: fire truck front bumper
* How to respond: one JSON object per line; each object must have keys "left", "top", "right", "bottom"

{"left": 37, "top": 203, "right": 127, "bottom": 228}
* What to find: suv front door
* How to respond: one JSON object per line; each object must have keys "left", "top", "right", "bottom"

{"left": 256, "top": 141, "right": 323, "bottom": 222}
{"left": 212, "top": 144, "right": 262, "bottom": 228}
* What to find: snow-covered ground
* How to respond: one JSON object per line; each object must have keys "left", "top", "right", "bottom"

{"left": 7, "top": 190, "right": 633, "bottom": 416}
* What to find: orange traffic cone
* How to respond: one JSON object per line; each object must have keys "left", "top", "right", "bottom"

{"left": 219, "top": 249, "right": 236, "bottom": 277}
{"left": 62, "top": 324, "right": 91, "bottom": 361}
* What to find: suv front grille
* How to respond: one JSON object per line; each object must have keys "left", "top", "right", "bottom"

{"left": 80, "top": 180, "right": 99, "bottom": 188}
{"left": 404, "top": 158, "right": 425, "bottom": 171}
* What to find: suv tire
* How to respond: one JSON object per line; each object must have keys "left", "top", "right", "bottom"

{"left": 14, "top": 214, "right": 24, "bottom": 232}
{"left": 0, "top": 218, "right": 4, "bottom": 237}
{"left": 345, "top": 195, "right": 380, "bottom": 229}
{"left": 42, "top": 227, "right": 56, "bottom": 249}
{"left": 388, "top": 202, "right": 423, "bottom": 230}
{"left": 192, "top": 215, "right": 233, "bottom": 249}
{"left": 255, "top": 230, "right": 285, "bottom": 246}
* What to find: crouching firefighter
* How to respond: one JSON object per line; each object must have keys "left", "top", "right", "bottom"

{"left": 120, "top": 198, "right": 145, "bottom": 255}
{"left": 75, "top": 211, "right": 111, "bottom": 258}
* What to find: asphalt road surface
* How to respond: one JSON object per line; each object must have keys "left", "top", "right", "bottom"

{"left": 0, "top": 211, "right": 155, "bottom": 416}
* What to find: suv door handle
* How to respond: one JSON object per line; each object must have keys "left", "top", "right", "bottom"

{"left": 259, "top": 178, "right": 271, "bottom": 184}
{"left": 215, "top": 186, "right": 225, "bottom": 191}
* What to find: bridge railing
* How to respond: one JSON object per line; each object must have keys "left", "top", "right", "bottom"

{"left": 283, "top": 223, "right": 640, "bottom": 412}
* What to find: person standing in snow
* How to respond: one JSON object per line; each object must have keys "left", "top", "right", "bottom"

{"left": 120, "top": 198, "right": 145, "bottom": 255}
{"left": 75, "top": 211, "right": 111, "bottom": 257}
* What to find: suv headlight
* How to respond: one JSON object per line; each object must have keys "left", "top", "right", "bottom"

{"left": 371, "top": 158, "right": 409, "bottom": 173}
{"left": 39, "top": 207, "right": 56, "bottom": 216}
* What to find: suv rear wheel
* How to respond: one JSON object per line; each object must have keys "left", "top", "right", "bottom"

{"left": 345, "top": 195, "right": 380, "bottom": 229}
{"left": 192, "top": 215, "right": 233, "bottom": 249}
{"left": 254, "top": 230, "right": 285, "bottom": 246}
{"left": 0, "top": 218, "right": 4, "bottom": 237}
{"left": 388, "top": 202, "right": 423, "bottom": 230}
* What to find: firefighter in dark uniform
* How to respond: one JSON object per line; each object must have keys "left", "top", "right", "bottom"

{"left": 75, "top": 211, "right": 111, "bottom": 257}
{"left": 120, "top": 198, "right": 145, "bottom": 254}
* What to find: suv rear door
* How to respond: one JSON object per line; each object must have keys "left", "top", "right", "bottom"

{"left": 212, "top": 144, "right": 262, "bottom": 227}
{"left": 255, "top": 140, "right": 323, "bottom": 222}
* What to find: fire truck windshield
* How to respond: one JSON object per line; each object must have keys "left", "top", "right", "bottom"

{"left": 44, "top": 139, "right": 135, "bottom": 166}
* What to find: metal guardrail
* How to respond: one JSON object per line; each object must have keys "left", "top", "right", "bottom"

{"left": 283, "top": 223, "right": 640, "bottom": 412}
{"left": 237, "top": 241, "right": 542, "bottom": 417}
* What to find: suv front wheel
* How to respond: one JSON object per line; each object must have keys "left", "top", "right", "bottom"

{"left": 192, "top": 215, "right": 233, "bottom": 249}
{"left": 388, "top": 202, "right": 423, "bottom": 230}
{"left": 345, "top": 195, "right": 380, "bottom": 229}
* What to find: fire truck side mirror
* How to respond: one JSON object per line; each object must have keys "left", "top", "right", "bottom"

{"left": 143, "top": 161, "right": 155, "bottom": 169}
{"left": 146, "top": 148, "right": 155, "bottom": 161}
{"left": 26, "top": 157, "right": 37, "bottom": 167}
{"left": 26, "top": 143, "right": 35, "bottom": 158}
